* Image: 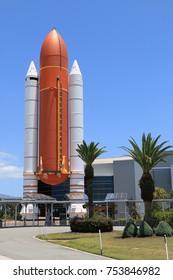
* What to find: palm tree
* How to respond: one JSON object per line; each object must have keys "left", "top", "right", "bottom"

{"left": 76, "top": 140, "right": 106, "bottom": 218}
{"left": 121, "top": 133, "right": 173, "bottom": 225}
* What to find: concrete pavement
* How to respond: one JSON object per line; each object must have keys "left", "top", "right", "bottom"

{"left": 0, "top": 226, "right": 120, "bottom": 260}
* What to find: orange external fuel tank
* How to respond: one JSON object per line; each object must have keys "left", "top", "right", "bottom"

{"left": 39, "top": 29, "right": 69, "bottom": 185}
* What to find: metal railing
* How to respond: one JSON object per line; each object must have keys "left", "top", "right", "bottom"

{"left": 0, "top": 198, "right": 173, "bottom": 228}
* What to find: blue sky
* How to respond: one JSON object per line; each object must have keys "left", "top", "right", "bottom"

{"left": 0, "top": 0, "right": 173, "bottom": 196}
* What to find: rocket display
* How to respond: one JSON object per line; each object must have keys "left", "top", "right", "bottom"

{"left": 23, "top": 61, "right": 38, "bottom": 194}
{"left": 38, "top": 30, "right": 68, "bottom": 185}
{"left": 68, "top": 60, "right": 86, "bottom": 216}
{"left": 69, "top": 60, "right": 84, "bottom": 195}
{"left": 23, "top": 29, "right": 85, "bottom": 216}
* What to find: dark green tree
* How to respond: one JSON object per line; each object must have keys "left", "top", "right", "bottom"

{"left": 121, "top": 133, "right": 173, "bottom": 225}
{"left": 76, "top": 140, "right": 106, "bottom": 218}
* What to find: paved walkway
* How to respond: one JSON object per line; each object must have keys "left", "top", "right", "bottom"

{"left": 0, "top": 226, "right": 123, "bottom": 260}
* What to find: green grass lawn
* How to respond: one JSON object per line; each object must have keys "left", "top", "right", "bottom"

{"left": 37, "top": 231, "right": 173, "bottom": 260}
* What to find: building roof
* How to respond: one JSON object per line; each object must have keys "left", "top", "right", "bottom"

{"left": 93, "top": 156, "right": 132, "bottom": 164}
{"left": 23, "top": 192, "right": 56, "bottom": 201}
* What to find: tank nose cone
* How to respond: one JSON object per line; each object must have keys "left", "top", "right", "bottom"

{"left": 40, "top": 29, "right": 68, "bottom": 69}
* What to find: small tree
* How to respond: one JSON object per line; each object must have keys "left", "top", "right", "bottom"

{"left": 121, "top": 133, "right": 173, "bottom": 225}
{"left": 76, "top": 140, "right": 106, "bottom": 218}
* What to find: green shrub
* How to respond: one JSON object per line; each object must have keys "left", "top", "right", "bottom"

{"left": 153, "top": 187, "right": 169, "bottom": 199}
{"left": 152, "top": 211, "right": 173, "bottom": 227}
{"left": 155, "top": 221, "right": 173, "bottom": 237}
{"left": 137, "top": 221, "right": 153, "bottom": 237}
{"left": 122, "top": 221, "right": 138, "bottom": 238}
{"left": 70, "top": 215, "right": 113, "bottom": 233}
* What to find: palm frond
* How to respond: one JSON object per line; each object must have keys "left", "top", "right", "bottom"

{"left": 76, "top": 140, "right": 106, "bottom": 165}
{"left": 120, "top": 133, "right": 173, "bottom": 173}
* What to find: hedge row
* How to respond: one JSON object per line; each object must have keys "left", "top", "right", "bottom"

{"left": 70, "top": 216, "right": 114, "bottom": 233}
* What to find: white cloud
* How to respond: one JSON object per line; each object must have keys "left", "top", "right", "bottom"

{"left": 0, "top": 152, "right": 23, "bottom": 179}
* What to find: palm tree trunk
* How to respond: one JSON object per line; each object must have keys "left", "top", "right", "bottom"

{"left": 144, "top": 200, "right": 152, "bottom": 225}
{"left": 85, "top": 164, "right": 94, "bottom": 218}
{"left": 87, "top": 178, "right": 93, "bottom": 218}
{"left": 140, "top": 172, "right": 154, "bottom": 226}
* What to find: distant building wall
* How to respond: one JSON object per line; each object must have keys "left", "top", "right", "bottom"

{"left": 92, "top": 176, "right": 114, "bottom": 201}
{"left": 38, "top": 179, "right": 70, "bottom": 201}
{"left": 113, "top": 159, "right": 136, "bottom": 199}
{"left": 93, "top": 163, "right": 113, "bottom": 176}
{"left": 134, "top": 162, "right": 142, "bottom": 200}
{"left": 152, "top": 168, "right": 172, "bottom": 193}
{"left": 113, "top": 159, "right": 135, "bottom": 219}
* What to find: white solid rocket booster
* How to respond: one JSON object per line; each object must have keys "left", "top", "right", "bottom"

{"left": 23, "top": 61, "right": 38, "bottom": 194}
{"left": 69, "top": 60, "right": 84, "bottom": 195}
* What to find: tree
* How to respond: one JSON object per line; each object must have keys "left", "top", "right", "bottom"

{"left": 121, "top": 133, "right": 173, "bottom": 225}
{"left": 76, "top": 140, "right": 106, "bottom": 218}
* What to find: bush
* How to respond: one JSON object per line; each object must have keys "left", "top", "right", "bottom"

{"left": 155, "top": 221, "right": 173, "bottom": 237}
{"left": 137, "top": 221, "right": 153, "bottom": 237}
{"left": 153, "top": 187, "right": 169, "bottom": 199}
{"left": 70, "top": 215, "right": 113, "bottom": 233}
{"left": 122, "top": 221, "right": 138, "bottom": 238}
{"left": 152, "top": 211, "right": 173, "bottom": 227}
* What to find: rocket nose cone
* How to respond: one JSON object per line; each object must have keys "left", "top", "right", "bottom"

{"left": 40, "top": 29, "right": 68, "bottom": 69}
{"left": 70, "top": 60, "right": 82, "bottom": 76}
{"left": 26, "top": 61, "right": 38, "bottom": 78}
